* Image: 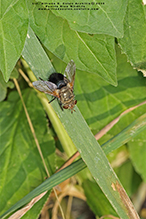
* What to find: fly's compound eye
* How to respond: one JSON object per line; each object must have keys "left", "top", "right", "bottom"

{"left": 63, "top": 105, "right": 69, "bottom": 109}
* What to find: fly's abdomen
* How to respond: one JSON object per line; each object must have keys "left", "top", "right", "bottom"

{"left": 59, "top": 87, "right": 74, "bottom": 105}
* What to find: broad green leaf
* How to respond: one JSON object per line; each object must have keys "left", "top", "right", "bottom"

{"left": 21, "top": 27, "right": 139, "bottom": 219}
{"left": 2, "top": 112, "right": 146, "bottom": 218}
{"left": 28, "top": 2, "right": 117, "bottom": 85}
{"left": 73, "top": 45, "right": 146, "bottom": 138}
{"left": 83, "top": 179, "right": 117, "bottom": 217}
{"left": 0, "top": 89, "right": 55, "bottom": 215}
{"left": 129, "top": 131, "right": 146, "bottom": 182}
{"left": 0, "top": 159, "right": 86, "bottom": 219}
{"left": 114, "top": 160, "right": 142, "bottom": 197}
{"left": 0, "top": 0, "right": 29, "bottom": 81}
{"left": 36, "top": 0, "right": 128, "bottom": 38}
{"left": 22, "top": 30, "right": 55, "bottom": 81}
{"left": 119, "top": 0, "right": 146, "bottom": 70}
{"left": 48, "top": 44, "right": 146, "bottom": 144}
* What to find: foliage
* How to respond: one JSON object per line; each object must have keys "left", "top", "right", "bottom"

{"left": 0, "top": 0, "right": 146, "bottom": 219}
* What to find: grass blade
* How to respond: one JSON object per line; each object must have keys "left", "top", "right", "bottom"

{"left": 21, "top": 27, "right": 140, "bottom": 218}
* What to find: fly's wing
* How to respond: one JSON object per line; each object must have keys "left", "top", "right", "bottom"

{"left": 64, "top": 60, "right": 76, "bottom": 88}
{"left": 32, "top": 81, "right": 59, "bottom": 98}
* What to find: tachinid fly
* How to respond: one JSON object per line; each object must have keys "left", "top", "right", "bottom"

{"left": 32, "top": 60, "right": 77, "bottom": 112}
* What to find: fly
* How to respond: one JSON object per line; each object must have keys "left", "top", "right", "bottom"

{"left": 32, "top": 60, "right": 77, "bottom": 112}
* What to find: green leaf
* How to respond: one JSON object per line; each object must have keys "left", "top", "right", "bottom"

{"left": 22, "top": 27, "right": 77, "bottom": 157}
{"left": 0, "top": 159, "right": 86, "bottom": 219}
{"left": 0, "top": 72, "right": 8, "bottom": 102}
{"left": 9, "top": 67, "right": 19, "bottom": 79}
{"left": 83, "top": 179, "right": 117, "bottom": 217}
{"left": 73, "top": 45, "right": 146, "bottom": 137}
{"left": 0, "top": 89, "right": 55, "bottom": 215}
{"left": 21, "top": 27, "right": 139, "bottom": 219}
{"left": 1, "top": 111, "right": 145, "bottom": 218}
{"left": 0, "top": 68, "right": 19, "bottom": 102}
{"left": 114, "top": 160, "right": 142, "bottom": 197}
{"left": 36, "top": 0, "right": 128, "bottom": 38}
{"left": 102, "top": 113, "right": 146, "bottom": 155}
{"left": 0, "top": 0, "right": 29, "bottom": 81}
{"left": 129, "top": 131, "right": 146, "bottom": 182}
{"left": 21, "top": 191, "right": 50, "bottom": 219}
{"left": 118, "top": 0, "right": 146, "bottom": 70}
{"left": 22, "top": 30, "right": 55, "bottom": 81}
{"left": 28, "top": 3, "right": 117, "bottom": 85}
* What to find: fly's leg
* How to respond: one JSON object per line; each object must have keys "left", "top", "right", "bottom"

{"left": 49, "top": 97, "right": 63, "bottom": 111}
{"left": 59, "top": 102, "right": 63, "bottom": 111}
{"left": 49, "top": 97, "right": 56, "bottom": 103}
{"left": 57, "top": 99, "right": 63, "bottom": 111}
